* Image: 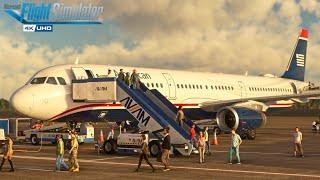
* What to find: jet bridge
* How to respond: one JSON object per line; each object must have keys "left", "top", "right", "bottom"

{"left": 72, "top": 77, "right": 200, "bottom": 156}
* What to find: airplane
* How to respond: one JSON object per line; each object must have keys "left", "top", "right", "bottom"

{"left": 10, "top": 28, "right": 320, "bottom": 139}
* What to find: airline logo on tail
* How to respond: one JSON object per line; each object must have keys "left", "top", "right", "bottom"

{"left": 281, "top": 28, "right": 308, "bottom": 81}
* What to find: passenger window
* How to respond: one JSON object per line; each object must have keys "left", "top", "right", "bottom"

{"left": 151, "top": 83, "right": 154, "bottom": 88}
{"left": 30, "top": 77, "right": 47, "bottom": 84}
{"left": 200, "top": 85, "right": 202, "bottom": 89}
{"left": 46, "top": 77, "right": 58, "bottom": 85}
{"left": 57, "top": 77, "right": 67, "bottom": 85}
{"left": 196, "top": 85, "right": 199, "bottom": 89}
{"left": 160, "top": 83, "right": 163, "bottom": 88}
{"left": 185, "top": 84, "right": 187, "bottom": 88}
{"left": 181, "top": 84, "right": 184, "bottom": 89}
{"left": 177, "top": 84, "right": 180, "bottom": 88}
{"left": 147, "top": 83, "right": 150, "bottom": 87}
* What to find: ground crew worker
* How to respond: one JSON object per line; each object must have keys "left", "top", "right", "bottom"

{"left": 32, "top": 121, "right": 42, "bottom": 129}
{"left": 118, "top": 69, "right": 125, "bottom": 81}
{"left": 130, "top": 69, "right": 140, "bottom": 89}
{"left": 0, "top": 134, "right": 14, "bottom": 172}
{"left": 293, "top": 127, "right": 304, "bottom": 158}
{"left": 228, "top": 129, "right": 242, "bottom": 164}
{"left": 124, "top": 72, "right": 131, "bottom": 86}
{"left": 69, "top": 130, "right": 79, "bottom": 172}
{"left": 176, "top": 106, "right": 185, "bottom": 126}
{"left": 162, "top": 127, "right": 171, "bottom": 171}
{"left": 56, "top": 134, "right": 69, "bottom": 171}
{"left": 135, "top": 134, "right": 155, "bottom": 172}
{"left": 204, "top": 126, "right": 211, "bottom": 155}
{"left": 198, "top": 131, "right": 206, "bottom": 164}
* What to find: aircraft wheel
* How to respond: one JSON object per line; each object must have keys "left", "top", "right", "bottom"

{"left": 149, "top": 140, "right": 161, "bottom": 157}
{"left": 31, "top": 135, "right": 39, "bottom": 145}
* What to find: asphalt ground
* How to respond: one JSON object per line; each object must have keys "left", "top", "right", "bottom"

{"left": 1, "top": 116, "right": 320, "bottom": 180}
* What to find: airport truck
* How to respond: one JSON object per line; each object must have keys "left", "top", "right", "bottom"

{"left": 24, "top": 123, "right": 95, "bottom": 145}
{"left": 103, "top": 132, "right": 169, "bottom": 157}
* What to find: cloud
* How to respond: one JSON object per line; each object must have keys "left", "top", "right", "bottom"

{"left": 1, "top": 0, "right": 320, "bottom": 99}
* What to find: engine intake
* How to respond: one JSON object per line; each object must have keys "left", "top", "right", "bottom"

{"left": 216, "top": 106, "right": 267, "bottom": 131}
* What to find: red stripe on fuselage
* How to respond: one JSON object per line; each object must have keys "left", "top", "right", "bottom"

{"left": 49, "top": 103, "right": 199, "bottom": 120}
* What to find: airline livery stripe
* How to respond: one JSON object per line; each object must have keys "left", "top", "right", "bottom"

{"left": 49, "top": 103, "right": 200, "bottom": 120}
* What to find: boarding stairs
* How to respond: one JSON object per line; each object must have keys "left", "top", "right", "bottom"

{"left": 72, "top": 77, "right": 200, "bottom": 156}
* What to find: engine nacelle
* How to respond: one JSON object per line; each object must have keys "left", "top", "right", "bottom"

{"left": 216, "top": 106, "right": 267, "bottom": 132}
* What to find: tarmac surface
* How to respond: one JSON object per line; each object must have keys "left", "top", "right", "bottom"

{"left": 1, "top": 116, "right": 320, "bottom": 180}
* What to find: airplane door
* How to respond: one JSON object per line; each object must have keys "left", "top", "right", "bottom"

{"left": 238, "top": 81, "right": 247, "bottom": 98}
{"left": 72, "top": 67, "right": 88, "bottom": 80}
{"left": 162, "top": 73, "right": 177, "bottom": 100}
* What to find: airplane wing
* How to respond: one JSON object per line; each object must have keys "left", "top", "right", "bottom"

{"left": 200, "top": 90, "right": 320, "bottom": 112}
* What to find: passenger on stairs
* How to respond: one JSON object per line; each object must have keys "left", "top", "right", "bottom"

{"left": 130, "top": 69, "right": 140, "bottom": 89}
{"left": 176, "top": 106, "right": 185, "bottom": 127}
{"left": 190, "top": 124, "right": 197, "bottom": 150}
{"left": 124, "top": 72, "right": 131, "bottom": 86}
{"left": 118, "top": 69, "right": 125, "bottom": 81}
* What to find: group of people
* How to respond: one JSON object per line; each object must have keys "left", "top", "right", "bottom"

{"left": 55, "top": 129, "right": 80, "bottom": 172}
{"left": 116, "top": 68, "right": 141, "bottom": 89}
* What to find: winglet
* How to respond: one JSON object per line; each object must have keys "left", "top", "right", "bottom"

{"left": 300, "top": 28, "right": 308, "bottom": 39}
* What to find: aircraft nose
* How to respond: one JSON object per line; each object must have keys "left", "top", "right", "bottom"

{"left": 10, "top": 88, "right": 33, "bottom": 116}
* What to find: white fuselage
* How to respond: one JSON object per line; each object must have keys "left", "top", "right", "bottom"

{"left": 10, "top": 64, "right": 307, "bottom": 121}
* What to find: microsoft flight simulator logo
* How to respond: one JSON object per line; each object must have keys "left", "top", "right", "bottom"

{"left": 1, "top": 0, "right": 104, "bottom": 32}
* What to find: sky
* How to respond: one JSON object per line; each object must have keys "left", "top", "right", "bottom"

{"left": 1, "top": 0, "right": 320, "bottom": 99}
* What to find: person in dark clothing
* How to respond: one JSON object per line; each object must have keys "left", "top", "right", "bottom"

{"left": 135, "top": 134, "right": 155, "bottom": 172}
{"left": 118, "top": 69, "right": 125, "bottom": 81}
{"left": 162, "top": 127, "right": 171, "bottom": 171}
{"left": 124, "top": 72, "right": 131, "bottom": 86}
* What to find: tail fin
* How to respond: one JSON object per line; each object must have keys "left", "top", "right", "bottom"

{"left": 281, "top": 28, "right": 308, "bottom": 81}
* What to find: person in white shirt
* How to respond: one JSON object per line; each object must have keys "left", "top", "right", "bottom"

{"left": 293, "top": 127, "right": 304, "bottom": 158}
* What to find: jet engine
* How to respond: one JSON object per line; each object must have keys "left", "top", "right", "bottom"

{"left": 216, "top": 106, "right": 267, "bottom": 139}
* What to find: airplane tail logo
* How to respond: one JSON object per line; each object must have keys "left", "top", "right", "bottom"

{"left": 281, "top": 28, "right": 308, "bottom": 81}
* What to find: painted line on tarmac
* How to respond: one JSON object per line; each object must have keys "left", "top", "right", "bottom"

{"left": 13, "top": 155, "right": 320, "bottom": 178}
{"left": 212, "top": 150, "right": 320, "bottom": 156}
{"left": 93, "top": 156, "right": 128, "bottom": 161}
{"left": 18, "top": 167, "right": 68, "bottom": 173}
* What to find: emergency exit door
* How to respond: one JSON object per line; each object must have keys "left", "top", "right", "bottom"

{"left": 238, "top": 81, "right": 247, "bottom": 98}
{"left": 72, "top": 67, "right": 88, "bottom": 80}
{"left": 162, "top": 73, "right": 177, "bottom": 100}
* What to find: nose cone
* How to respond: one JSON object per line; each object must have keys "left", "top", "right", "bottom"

{"left": 10, "top": 87, "right": 33, "bottom": 116}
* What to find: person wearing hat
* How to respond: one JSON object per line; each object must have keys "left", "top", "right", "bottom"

{"left": 68, "top": 130, "right": 79, "bottom": 172}
{"left": 0, "top": 134, "right": 14, "bottom": 172}
{"left": 56, "top": 134, "right": 69, "bottom": 171}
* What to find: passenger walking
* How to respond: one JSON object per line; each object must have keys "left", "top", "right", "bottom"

{"left": 69, "top": 130, "right": 79, "bottom": 172}
{"left": 118, "top": 69, "right": 125, "bottom": 81}
{"left": 124, "top": 72, "right": 131, "bottom": 86}
{"left": 293, "top": 127, "right": 304, "bottom": 157}
{"left": 228, "top": 129, "right": 242, "bottom": 164}
{"left": 135, "top": 134, "right": 155, "bottom": 172}
{"left": 176, "top": 106, "right": 185, "bottom": 126}
{"left": 190, "top": 124, "right": 197, "bottom": 149}
{"left": 204, "top": 127, "right": 211, "bottom": 155}
{"left": 0, "top": 135, "right": 14, "bottom": 172}
{"left": 130, "top": 69, "right": 140, "bottom": 89}
{"left": 161, "top": 127, "right": 171, "bottom": 171}
{"left": 198, "top": 132, "right": 206, "bottom": 164}
{"left": 56, "top": 135, "right": 69, "bottom": 171}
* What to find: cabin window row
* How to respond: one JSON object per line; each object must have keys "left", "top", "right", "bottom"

{"left": 248, "top": 87, "right": 292, "bottom": 92}
{"left": 177, "top": 84, "right": 234, "bottom": 91}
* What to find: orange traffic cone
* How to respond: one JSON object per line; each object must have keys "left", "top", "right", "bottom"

{"left": 99, "top": 129, "right": 105, "bottom": 144}
{"left": 211, "top": 129, "right": 219, "bottom": 145}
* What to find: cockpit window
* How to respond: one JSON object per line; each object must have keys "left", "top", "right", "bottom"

{"left": 30, "top": 77, "right": 47, "bottom": 84}
{"left": 46, "top": 77, "right": 58, "bottom": 85}
{"left": 57, "top": 77, "right": 67, "bottom": 85}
